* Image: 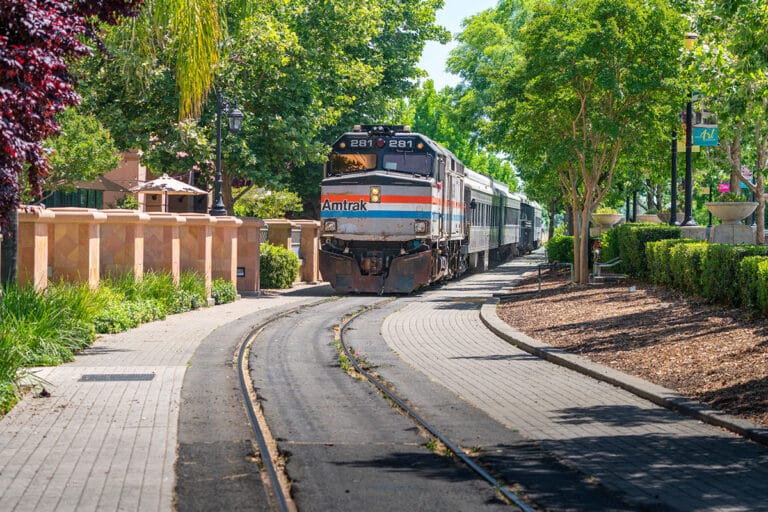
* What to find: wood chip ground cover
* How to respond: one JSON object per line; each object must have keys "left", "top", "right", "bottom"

{"left": 496, "top": 268, "right": 768, "bottom": 427}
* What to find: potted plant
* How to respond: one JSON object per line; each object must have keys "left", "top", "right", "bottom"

{"left": 705, "top": 192, "right": 757, "bottom": 224}
{"left": 591, "top": 207, "right": 624, "bottom": 227}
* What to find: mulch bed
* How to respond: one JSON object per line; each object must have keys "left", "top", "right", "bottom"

{"left": 496, "top": 267, "right": 768, "bottom": 427}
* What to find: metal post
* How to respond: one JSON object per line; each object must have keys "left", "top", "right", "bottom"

{"left": 632, "top": 191, "right": 638, "bottom": 222}
{"left": 210, "top": 88, "right": 227, "bottom": 216}
{"left": 625, "top": 196, "right": 630, "bottom": 222}
{"left": 671, "top": 129, "right": 679, "bottom": 225}
{"left": 683, "top": 96, "right": 696, "bottom": 225}
{"left": 708, "top": 179, "right": 713, "bottom": 227}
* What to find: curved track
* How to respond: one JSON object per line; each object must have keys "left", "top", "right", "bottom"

{"left": 243, "top": 296, "right": 517, "bottom": 511}
{"left": 337, "top": 302, "right": 536, "bottom": 511}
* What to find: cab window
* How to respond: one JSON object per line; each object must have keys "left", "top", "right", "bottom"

{"left": 330, "top": 153, "right": 377, "bottom": 175}
{"left": 382, "top": 153, "right": 433, "bottom": 176}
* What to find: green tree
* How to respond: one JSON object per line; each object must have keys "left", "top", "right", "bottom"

{"left": 233, "top": 188, "right": 303, "bottom": 219}
{"left": 41, "top": 109, "right": 122, "bottom": 195}
{"left": 79, "top": 0, "right": 448, "bottom": 216}
{"left": 486, "top": 0, "right": 683, "bottom": 283}
{"left": 408, "top": 80, "right": 518, "bottom": 190}
{"left": 694, "top": 1, "right": 768, "bottom": 242}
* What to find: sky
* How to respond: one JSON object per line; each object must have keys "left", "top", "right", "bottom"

{"left": 418, "top": 0, "right": 500, "bottom": 90}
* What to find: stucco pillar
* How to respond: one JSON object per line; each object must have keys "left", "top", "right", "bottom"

{"left": 100, "top": 209, "right": 150, "bottom": 280}
{"left": 236, "top": 218, "right": 265, "bottom": 294}
{"left": 293, "top": 220, "right": 320, "bottom": 283}
{"left": 144, "top": 213, "right": 186, "bottom": 284}
{"left": 212, "top": 216, "right": 242, "bottom": 287}
{"left": 180, "top": 213, "right": 215, "bottom": 299}
{"left": 18, "top": 207, "right": 56, "bottom": 291}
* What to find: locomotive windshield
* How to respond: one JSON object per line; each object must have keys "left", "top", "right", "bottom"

{"left": 330, "top": 153, "right": 377, "bottom": 174}
{"left": 382, "top": 153, "right": 433, "bottom": 176}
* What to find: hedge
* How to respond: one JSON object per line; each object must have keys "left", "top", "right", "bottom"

{"left": 699, "top": 244, "right": 768, "bottom": 305}
{"left": 602, "top": 224, "right": 681, "bottom": 278}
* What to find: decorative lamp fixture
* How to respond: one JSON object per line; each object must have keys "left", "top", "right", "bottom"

{"left": 227, "top": 108, "right": 244, "bottom": 133}
{"left": 210, "top": 89, "right": 244, "bottom": 216}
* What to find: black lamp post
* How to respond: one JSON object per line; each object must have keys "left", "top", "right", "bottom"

{"left": 670, "top": 128, "right": 678, "bottom": 225}
{"left": 682, "top": 32, "right": 698, "bottom": 226}
{"left": 210, "top": 88, "right": 244, "bottom": 216}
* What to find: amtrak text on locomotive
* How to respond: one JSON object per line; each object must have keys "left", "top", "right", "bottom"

{"left": 321, "top": 199, "right": 368, "bottom": 211}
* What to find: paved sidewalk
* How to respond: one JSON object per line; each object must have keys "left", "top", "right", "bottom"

{"left": 0, "top": 288, "right": 325, "bottom": 512}
{"left": 382, "top": 253, "right": 768, "bottom": 511}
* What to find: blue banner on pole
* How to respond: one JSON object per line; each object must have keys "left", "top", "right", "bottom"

{"left": 693, "top": 126, "right": 718, "bottom": 146}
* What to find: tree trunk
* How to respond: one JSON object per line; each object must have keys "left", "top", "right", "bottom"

{"left": 1, "top": 208, "right": 18, "bottom": 288}
{"left": 728, "top": 130, "right": 743, "bottom": 193}
{"left": 572, "top": 206, "right": 591, "bottom": 284}
{"left": 547, "top": 210, "right": 556, "bottom": 240}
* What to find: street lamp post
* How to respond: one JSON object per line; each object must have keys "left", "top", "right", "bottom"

{"left": 210, "top": 88, "right": 244, "bottom": 216}
{"left": 682, "top": 32, "right": 698, "bottom": 226}
{"left": 670, "top": 129, "right": 678, "bottom": 225}
{"left": 683, "top": 93, "right": 696, "bottom": 225}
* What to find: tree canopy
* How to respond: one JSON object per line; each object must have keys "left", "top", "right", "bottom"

{"left": 450, "top": 0, "right": 684, "bottom": 283}
{"left": 0, "top": 0, "right": 143, "bottom": 285}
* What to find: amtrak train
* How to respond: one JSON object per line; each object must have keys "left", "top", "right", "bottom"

{"left": 318, "top": 125, "right": 542, "bottom": 293}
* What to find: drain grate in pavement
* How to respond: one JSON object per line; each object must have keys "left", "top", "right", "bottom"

{"left": 79, "top": 373, "right": 155, "bottom": 382}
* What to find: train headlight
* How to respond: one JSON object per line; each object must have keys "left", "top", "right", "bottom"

{"left": 414, "top": 220, "right": 429, "bottom": 234}
{"left": 323, "top": 219, "right": 337, "bottom": 233}
{"left": 370, "top": 186, "right": 381, "bottom": 203}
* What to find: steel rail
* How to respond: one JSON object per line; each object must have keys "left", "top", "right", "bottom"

{"left": 339, "top": 304, "right": 537, "bottom": 512}
{"left": 238, "top": 324, "right": 291, "bottom": 512}
{"left": 237, "top": 300, "right": 333, "bottom": 512}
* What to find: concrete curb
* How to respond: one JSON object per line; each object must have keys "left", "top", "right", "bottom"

{"left": 480, "top": 298, "right": 768, "bottom": 447}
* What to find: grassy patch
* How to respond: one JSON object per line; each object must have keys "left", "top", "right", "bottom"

{"left": 0, "top": 272, "right": 233, "bottom": 416}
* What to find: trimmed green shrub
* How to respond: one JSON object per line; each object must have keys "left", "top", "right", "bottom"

{"left": 646, "top": 239, "right": 700, "bottom": 286}
{"left": 739, "top": 256, "right": 768, "bottom": 313}
{"left": 260, "top": 243, "right": 300, "bottom": 289}
{"left": 212, "top": 278, "right": 237, "bottom": 305}
{"left": 700, "top": 244, "right": 768, "bottom": 305}
{"left": 668, "top": 241, "right": 708, "bottom": 295}
{"left": 546, "top": 233, "right": 574, "bottom": 263}
{"left": 608, "top": 224, "right": 681, "bottom": 278}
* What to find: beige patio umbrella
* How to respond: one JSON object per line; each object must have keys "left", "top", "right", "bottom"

{"left": 130, "top": 174, "right": 208, "bottom": 212}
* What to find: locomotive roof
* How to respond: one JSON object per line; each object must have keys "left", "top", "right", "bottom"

{"left": 341, "top": 125, "right": 457, "bottom": 161}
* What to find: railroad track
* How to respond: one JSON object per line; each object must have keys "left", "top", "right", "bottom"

{"left": 235, "top": 297, "right": 536, "bottom": 511}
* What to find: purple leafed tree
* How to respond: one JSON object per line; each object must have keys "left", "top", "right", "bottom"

{"left": 0, "top": 0, "right": 142, "bottom": 286}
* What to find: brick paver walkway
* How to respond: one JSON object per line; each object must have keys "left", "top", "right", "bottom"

{"left": 0, "top": 291, "right": 321, "bottom": 512}
{"left": 382, "top": 255, "right": 768, "bottom": 511}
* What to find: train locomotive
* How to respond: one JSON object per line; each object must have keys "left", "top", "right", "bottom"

{"left": 318, "top": 125, "right": 542, "bottom": 294}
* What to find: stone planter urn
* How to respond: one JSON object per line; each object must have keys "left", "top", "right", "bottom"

{"left": 706, "top": 201, "right": 758, "bottom": 244}
{"left": 591, "top": 213, "right": 624, "bottom": 227}
{"left": 658, "top": 211, "right": 684, "bottom": 224}
{"left": 705, "top": 202, "right": 758, "bottom": 224}
{"left": 636, "top": 213, "right": 661, "bottom": 224}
